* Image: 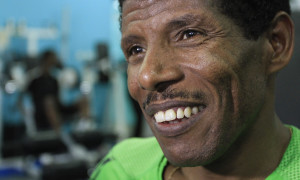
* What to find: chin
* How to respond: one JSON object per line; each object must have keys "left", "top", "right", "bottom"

{"left": 162, "top": 140, "right": 225, "bottom": 167}
{"left": 159, "top": 127, "right": 239, "bottom": 168}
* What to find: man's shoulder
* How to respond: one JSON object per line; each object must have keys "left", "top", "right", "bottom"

{"left": 112, "top": 136, "right": 161, "bottom": 154}
{"left": 286, "top": 126, "right": 300, "bottom": 168}
{"left": 110, "top": 136, "right": 164, "bottom": 167}
{"left": 270, "top": 125, "right": 300, "bottom": 179}
{"left": 90, "top": 137, "right": 165, "bottom": 180}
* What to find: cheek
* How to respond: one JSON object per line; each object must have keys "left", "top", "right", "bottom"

{"left": 127, "top": 66, "right": 140, "bottom": 101}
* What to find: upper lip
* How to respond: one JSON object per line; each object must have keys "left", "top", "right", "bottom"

{"left": 145, "top": 100, "right": 207, "bottom": 117}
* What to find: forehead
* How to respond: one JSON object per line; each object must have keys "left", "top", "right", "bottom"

{"left": 121, "top": 0, "right": 217, "bottom": 31}
{"left": 122, "top": 0, "right": 211, "bottom": 15}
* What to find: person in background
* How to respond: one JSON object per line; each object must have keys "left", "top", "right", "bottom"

{"left": 95, "top": 43, "right": 111, "bottom": 84}
{"left": 27, "top": 50, "right": 83, "bottom": 133}
{"left": 91, "top": 0, "right": 300, "bottom": 179}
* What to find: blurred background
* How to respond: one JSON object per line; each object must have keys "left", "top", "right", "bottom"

{"left": 0, "top": 0, "right": 299, "bottom": 179}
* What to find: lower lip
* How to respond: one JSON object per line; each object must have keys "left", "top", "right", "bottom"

{"left": 153, "top": 109, "right": 206, "bottom": 137}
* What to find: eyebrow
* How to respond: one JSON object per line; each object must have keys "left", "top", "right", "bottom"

{"left": 166, "top": 14, "right": 208, "bottom": 30}
{"left": 121, "top": 35, "right": 144, "bottom": 50}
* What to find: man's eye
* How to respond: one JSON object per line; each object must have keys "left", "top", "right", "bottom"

{"left": 129, "top": 46, "right": 145, "bottom": 56}
{"left": 182, "top": 30, "right": 205, "bottom": 40}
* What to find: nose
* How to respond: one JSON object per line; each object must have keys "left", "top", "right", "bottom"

{"left": 138, "top": 47, "right": 184, "bottom": 91}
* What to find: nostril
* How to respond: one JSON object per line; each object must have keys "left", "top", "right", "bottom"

{"left": 139, "top": 83, "right": 147, "bottom": 90}
{"left": 156, "top": 80, "right": 180, "bottom": 92}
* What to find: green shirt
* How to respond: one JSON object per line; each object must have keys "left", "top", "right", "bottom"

{"left": 90, "top": 126, "right": 300, "bottom": 180}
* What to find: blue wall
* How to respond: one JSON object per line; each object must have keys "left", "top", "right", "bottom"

{"left": 0, "top": 0, "right": 113, "bottom": 66}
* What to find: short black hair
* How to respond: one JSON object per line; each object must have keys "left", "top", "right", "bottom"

{"left": 40, "top": 50, "right": 57, "bottom": 62}
{"left": 118, "top": 0, "right": 291, "bottom": 40}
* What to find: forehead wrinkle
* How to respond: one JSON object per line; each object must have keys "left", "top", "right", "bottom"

{"left": 166, "top": 13, "right": 211, "bottom": 30}
{"left": 122, "top": 1, "right": 172, "bottom": 31}
{"left": 123, "top": 0, "right": 215, "bottom": 17}
{"left": 122, "top": 0, "right": 157, "bottom": 15}
{"left": 122, "top": 0, "right": 219, "bottom": 32}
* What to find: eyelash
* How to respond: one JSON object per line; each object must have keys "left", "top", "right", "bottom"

{"left": 179, "top": 29, "right": 207, "bottom": 40}
{"left": 127, "top": 45, "right": 145, "bottom": 57}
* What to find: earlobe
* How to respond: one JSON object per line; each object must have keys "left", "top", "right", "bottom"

{"left": 267, "top": 11, "right": 294, "bottom": 74}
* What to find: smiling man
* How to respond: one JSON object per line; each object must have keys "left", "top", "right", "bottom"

{"left": 90, "top": 0, "right": 300, "bottom": 179}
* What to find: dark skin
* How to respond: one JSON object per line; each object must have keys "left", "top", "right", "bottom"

{"left": 121, "top": 0, "right": 294, "bottom": 179}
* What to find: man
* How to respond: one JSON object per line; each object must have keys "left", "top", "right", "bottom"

{"left": 91, "top": 0, "right": 300, "bottom": 179}
{"left": 27, "top": 50, "right": 63, "bottom": 132}
{"left": 27, "top": 50, "right": 81, "bottom": 132}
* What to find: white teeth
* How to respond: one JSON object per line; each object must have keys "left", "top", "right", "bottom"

{"left": 165, "top": 109, "right": 176, "bottom": 121}
{"left": 154, "top": 106, "right": 204, "bottom": 123}
{"left": 184, "top": 107, "right": 192, "bottom": 118}
{"left": 192, "top": 107, "right": 199, "bottom": 115}
{"left": 154, "top": 111, "right": 165, "bottom": 123}
{"left": 177, "top": 108, "right": 184, "bottom": 119}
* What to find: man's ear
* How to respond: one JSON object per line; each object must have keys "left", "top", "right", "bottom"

{"left": 266, "top": 11, "right": 294, "bottom": 74}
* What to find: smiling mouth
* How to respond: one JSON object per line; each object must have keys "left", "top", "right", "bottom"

{"left": 154, "top": 105, "right": 206, "bottom": 124}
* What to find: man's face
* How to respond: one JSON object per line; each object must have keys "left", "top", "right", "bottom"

{"left": 122, "top": 0, "right": 269, "bottom": 166}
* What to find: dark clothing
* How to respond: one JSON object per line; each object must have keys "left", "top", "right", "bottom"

{"left": 3, "top": 124, "right": 26, "bottom": 143}
{"left": 28, "top": 74, "right": 59, "bottom": 130}
{"left": 28, "top": 74, "right": 79, "bottom": 131}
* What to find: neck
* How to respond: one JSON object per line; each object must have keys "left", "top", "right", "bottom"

{"left": 178, "top": 92, "right": 291, "bottom": 179}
